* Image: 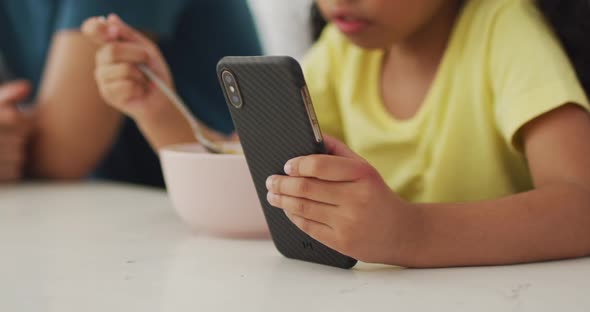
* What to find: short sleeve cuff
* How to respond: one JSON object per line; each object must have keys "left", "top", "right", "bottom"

{"left": 497, "top": 83, "right": 590, "bottom": 151}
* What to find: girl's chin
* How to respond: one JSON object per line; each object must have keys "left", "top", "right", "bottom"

{"left": 344, "top": 35, "right": 392, "bottom": 50}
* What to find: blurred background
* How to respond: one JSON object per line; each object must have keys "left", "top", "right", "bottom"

{"left": 247, "top": 0, "right": 314, "bottom": 59}
{"left": 0, "top": 0, "right": 324, "bottom": 188}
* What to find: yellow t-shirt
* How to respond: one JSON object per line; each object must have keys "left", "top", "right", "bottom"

{"left": 302, "top": 0, "right": 590, "bottom": 203}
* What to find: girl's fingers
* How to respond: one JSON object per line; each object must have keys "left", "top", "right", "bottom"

{"left": 323, "top": 135, "right": 363, "bottom": 160}
{"left": 267, "top": 192, "right": 337, "bottom": 227}
{"left": 285, "top": 154, "right": 370, "bottom": 182}
{"left": 284, "top": 212, "right": 336, "bottom": 248}
{"left": 266, "top": 175, "right": 353, "bottom": 205}
{"left": 81, "top": 16, "right": 112, "bottom": 45}
{"left": 95, "top": 63, "right": 146, "bottom": 85}
{"left": 96, "top": 42, "right": 150, "bottom": 66}
{"left": 82, "top": 14, "right": 152, "bottom": 47}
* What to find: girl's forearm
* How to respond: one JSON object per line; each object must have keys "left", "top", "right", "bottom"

{"left": 135, "top": 103, "right": 230, "bottom": 152}
{"left": 407, "top": 183, "right": 590, "bottom": 268}
{"left": 135, "top": 105, "right": 196, "bottom": 152}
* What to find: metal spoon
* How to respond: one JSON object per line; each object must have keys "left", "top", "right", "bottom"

{"left": 137, "top": 65, "right": 239, "bottom": 154}
{"left": 95, "top": 16, "right": 237, "bottom": 154}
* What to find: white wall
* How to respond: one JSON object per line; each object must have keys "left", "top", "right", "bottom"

{"left": 247, "top": 0, "right": 315, "bottom": 60}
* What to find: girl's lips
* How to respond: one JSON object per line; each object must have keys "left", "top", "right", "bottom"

{"left": 333, "top": 15, "right": 370, "bottom": 35}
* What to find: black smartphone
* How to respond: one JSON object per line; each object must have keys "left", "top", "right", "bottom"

{"left": 217, "top": 56, "right": 357, "bottom": 269}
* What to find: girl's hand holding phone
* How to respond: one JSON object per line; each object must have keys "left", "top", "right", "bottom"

{"left": 266, "top": 135, "right": 423, "bottom": 265}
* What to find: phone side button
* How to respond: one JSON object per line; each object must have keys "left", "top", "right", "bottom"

{"left": 301, "top": 86, "right": 323, "bottom": 143}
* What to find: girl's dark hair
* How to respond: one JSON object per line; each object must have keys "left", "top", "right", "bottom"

{"left": 311, "top": 3, "right": 327, "bottom": 42}
{"left": 536, "top": 0, "right": 590, "bottom": 95}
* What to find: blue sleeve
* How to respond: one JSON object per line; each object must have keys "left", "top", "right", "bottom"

{"left": 55, "top": 0, "right": 187, "bottom": 37}
{"left": 164, "top": 0, "right": 263, "bottom": 134}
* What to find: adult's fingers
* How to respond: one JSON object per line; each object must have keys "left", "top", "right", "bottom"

{"left": 0, "top": 81, "right": 31, "bottom": 106}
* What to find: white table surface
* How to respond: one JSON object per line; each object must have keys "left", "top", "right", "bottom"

{"left": 1, "top": 183, "right": 588, "bottom": 312}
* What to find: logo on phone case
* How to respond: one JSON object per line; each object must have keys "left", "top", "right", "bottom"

{"left": 302, "top": 241, "right": 314, "bottom": 250}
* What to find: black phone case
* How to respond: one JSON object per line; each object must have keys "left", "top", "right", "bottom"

{"left": 217, "top": 56, "right": 357, "bottom": 269}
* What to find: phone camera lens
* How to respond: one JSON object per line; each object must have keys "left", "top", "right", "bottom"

{"left": 224, "top": 73, "right": 233, "bottom": 84}
{"left": 222, "top": 70, "right": 242, "bottom": 108}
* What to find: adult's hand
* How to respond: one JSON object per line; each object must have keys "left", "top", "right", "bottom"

{"left": 0, "top": 81, "right": 35, "bottom": 182}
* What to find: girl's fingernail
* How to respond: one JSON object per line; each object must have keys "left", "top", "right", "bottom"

{"left": 266, "top": 177, "right": 273, "bottom": 190}
{"left": 284, "top": 162, "right": 293, "bottom": 175}
{"left": 267, "top": 192, "right": 278, "bottom": 204}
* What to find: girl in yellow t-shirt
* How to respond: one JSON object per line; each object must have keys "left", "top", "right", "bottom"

{"left": 84, "top": 0, "right": 590, "bottom": 268}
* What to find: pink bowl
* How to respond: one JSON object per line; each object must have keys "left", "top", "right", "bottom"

{"left": 159, "top": 143, "right": 269, "bottom": 238}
